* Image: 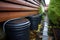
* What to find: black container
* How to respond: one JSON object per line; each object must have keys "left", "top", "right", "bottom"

{"left": 53, "top": 28, "right": 60, "bottom": 40}
{"left": 26, "top": 14, "right": 42, "bottom": 30}
{"left": 5, "top": 18, "right": 30, "bottom": 40}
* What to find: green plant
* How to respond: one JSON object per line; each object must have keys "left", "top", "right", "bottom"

{"left": 48, "top": 0, "right": 60, "bottom": 26}
{"left": 39, "top": 6, "right": 43, "bottom": 14}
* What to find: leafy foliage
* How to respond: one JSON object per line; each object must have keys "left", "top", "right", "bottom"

{"left": 39, "top": 6, "right": 43, "bottom": 14}
{"left": 48, "top": 0, "right": 60, "bottom": 25}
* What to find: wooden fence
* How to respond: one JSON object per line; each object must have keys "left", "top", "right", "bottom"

{"left": 0, "top": 0, "right": 41, "bottom": 22}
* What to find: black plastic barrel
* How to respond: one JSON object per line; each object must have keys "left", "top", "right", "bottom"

{"left": 5, "top": 18, "right": 30, "bottom": 40}
{"left": 26, "top": 14, "right": 42, "bottom": 30}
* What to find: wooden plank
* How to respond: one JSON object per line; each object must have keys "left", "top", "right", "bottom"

{"left": 0, "top": 2, "right": 38, "bottom": 11}
{"left": 0, "top": 7, "right": 38, "bottom": 11}
{"left": 34, "top": 0, "right": 40, "bottom": 5}
{"left": 26, "top": 0, "right": 40, "bottom": 6}
{"left": 37, "top": 0, "right": 41, "bottom": 2}
{"left": 5, "top": 0, "right": 39, "bottom": 8}
{"left": 0, "top": 11, "right": 38, "bottom": 22}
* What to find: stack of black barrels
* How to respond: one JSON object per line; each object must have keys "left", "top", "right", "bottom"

{"left": 5, "top": 14, "right": 42, "bottom": 40}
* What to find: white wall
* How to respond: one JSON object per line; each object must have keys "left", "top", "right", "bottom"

{"left": 45, "top": 0, "right": 50, "bottom": 5}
